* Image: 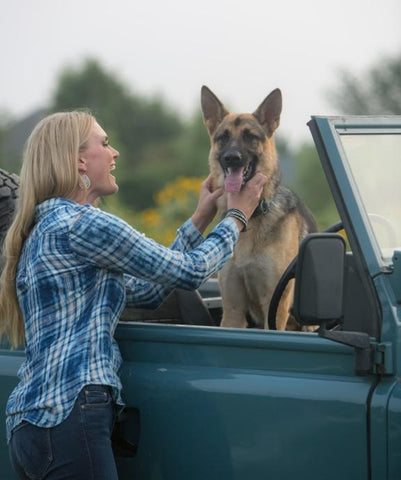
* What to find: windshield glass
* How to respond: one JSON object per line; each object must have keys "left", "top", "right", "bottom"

{"left": 339, "top": 134, "right": 401, "bottom": 265}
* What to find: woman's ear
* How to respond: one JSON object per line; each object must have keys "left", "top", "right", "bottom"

{"left": 77, "top": 156, "right": 87, "bottom": 174}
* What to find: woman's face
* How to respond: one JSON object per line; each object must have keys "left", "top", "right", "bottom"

{"left": 77, "top": 122, "right": 120, "bottom": 203}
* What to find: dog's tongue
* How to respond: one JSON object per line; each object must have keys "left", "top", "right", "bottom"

{"left": 224, "top": 167, "right": 244, "bottom": 194}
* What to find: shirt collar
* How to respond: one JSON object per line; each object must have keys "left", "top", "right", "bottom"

{"left": 34, "top": 198, "right": 79, "bottom": 223}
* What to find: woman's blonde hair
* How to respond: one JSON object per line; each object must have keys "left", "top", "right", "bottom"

{"left": 0, "top": 111, "right": 95, "bottom": 348}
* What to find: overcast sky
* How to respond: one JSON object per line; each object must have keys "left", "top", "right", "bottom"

{"left": 1, "top": 0, "right": 400, "bottom": 145}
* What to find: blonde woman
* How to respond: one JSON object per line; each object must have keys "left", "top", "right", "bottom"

{"left": 0, "top": 111, "right": 266, "bottom": 479}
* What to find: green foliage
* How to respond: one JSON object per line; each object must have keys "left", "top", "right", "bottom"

{"left": 0, "top": 125, "right": 5, "bottom": 169}
{"left": 286, "top": 142, "right": 339, "bottom": 231}
{"left": 0, "top": 110, "right": 15, "bottom": 171}
{"left": 123, "top": 112, "right": 211, "bottom": 209}
{"left": 328, "top": 53, "right": 401, "bottom": 114}
{"left": 52, "top": 59, "right": 183, "bottom": 148}
{"left": 174, "top": 112, "right": 211, "bottom": 177}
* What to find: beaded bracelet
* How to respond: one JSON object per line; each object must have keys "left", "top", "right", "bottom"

{"left": 225, "top": 208, "right": 248, "bottom": 232}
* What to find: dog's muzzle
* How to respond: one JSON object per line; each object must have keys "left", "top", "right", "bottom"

{"left": 219, "top": 150, "right": 255, "bottom": 194}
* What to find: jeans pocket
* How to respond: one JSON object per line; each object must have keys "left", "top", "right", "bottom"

{"left": 80, "top": 386, "right": 116, "bottom": 440}
{"left": 10, "top": 422, "right": 52, "bottom": 480}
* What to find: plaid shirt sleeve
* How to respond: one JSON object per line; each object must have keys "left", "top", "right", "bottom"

{"left": 69, "top": 208, "right": 239, "bottom": 308}
{"left": 169, "top": 218, "right": 204, "bottom": 252}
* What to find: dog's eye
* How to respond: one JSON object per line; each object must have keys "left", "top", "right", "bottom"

{"left": 215, "top": 130, "right": 230, "bottom": 144}
{"left": 243, "top": 129, "right": 258, "bottom": 142}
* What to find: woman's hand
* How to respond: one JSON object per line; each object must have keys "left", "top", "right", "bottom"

{"left": 191, "top": 175, "right": 224, "bottom": 234}
{"left": 227, "top": 173, "right": 267, "bottom": 230}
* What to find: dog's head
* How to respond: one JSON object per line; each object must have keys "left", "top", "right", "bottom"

{"left": 201, "top": 86, "right": 282, "bottom": 195}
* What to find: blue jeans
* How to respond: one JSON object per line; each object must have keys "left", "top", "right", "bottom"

{"left": 9, "top": 385, "right": 118, "bottom": 479}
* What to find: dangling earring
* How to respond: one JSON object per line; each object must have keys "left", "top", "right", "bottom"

{"left": 81, "top": 174, "right": 91, "bottom": 189}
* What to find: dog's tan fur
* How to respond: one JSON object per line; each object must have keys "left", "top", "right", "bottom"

{"left": 201, "top": 86, "right": 316, "bottom": 330}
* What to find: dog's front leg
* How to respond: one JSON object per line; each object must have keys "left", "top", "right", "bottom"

{"left": 218, "top": 264, "right": 248, "bottom": 328}
{"left": 220, "top": 300, "right": 248, "bottom": 328}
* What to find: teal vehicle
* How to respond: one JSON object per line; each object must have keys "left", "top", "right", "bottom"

{"left": 1, "top": 116, "right": 401, "bottom": 479}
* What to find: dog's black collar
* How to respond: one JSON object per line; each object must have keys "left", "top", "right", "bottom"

{"left": 252, "top": 198, "right": 271, "bottom": 217}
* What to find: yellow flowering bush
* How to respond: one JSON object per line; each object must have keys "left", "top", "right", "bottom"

{"left": 135, "top": 176, "right": 204, "bottom": 245}
{"left": 103, "top": 176, "right": 205, "bottom": 245}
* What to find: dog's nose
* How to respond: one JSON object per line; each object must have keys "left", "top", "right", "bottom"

{"left": 221, "top": 150, "right": 243, "bottom": 166}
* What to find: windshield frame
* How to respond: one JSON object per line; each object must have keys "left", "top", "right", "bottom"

{"left": 308, "top": 115, "right": 401, "bottom": 277}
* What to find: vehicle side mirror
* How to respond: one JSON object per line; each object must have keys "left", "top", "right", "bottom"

{"left": 293, "top": 234, "right": 346, "bottom": 327}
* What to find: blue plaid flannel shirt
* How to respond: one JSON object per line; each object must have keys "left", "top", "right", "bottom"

{"left": 6, "top": 198, "right": 239, "bottom": 441}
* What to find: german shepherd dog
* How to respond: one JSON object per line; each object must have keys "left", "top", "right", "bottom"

{"left": 201, "top": 86, "right": 317, "bottom": 330}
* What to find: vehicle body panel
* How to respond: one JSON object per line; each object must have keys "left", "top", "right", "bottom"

{"left": 115, "top": 323, "right": 372, "bottom": 479}
{"left": 387, "top": 381, "right": 401, "bottom": 479}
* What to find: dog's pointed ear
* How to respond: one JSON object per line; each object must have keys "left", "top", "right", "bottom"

{"left": 253, "top": 89, "right": 282, "bottom": 137}
{"left": 201, "top": 86, "right": 229, "bottom": 136}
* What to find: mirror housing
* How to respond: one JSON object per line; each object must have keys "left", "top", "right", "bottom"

{"left": 293, "top": 233, "right": 374, "bottom": 375}
{"left": 293, "top": 234, "right": 346, "bottom": 327}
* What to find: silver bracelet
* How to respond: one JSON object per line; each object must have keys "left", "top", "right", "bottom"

{"left": 225, "top": 208, "right": 248, "bottom": 231}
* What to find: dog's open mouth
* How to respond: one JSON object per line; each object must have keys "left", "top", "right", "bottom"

{"left": 222, "top": 158, "right": 256, "bottom": 194}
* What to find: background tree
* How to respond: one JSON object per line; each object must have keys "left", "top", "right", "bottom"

{"left": 311, "top": 52, "right": 401, "bottom": 230}
{"left": 0, "top": 121, "right": 6, "bottom": 169}
{"left": 327, "top": 53, "right": 401, "bottom": 114}
{"left": 51, "top": 58, "right": 185, "bottom": 209}
{"left": 287, "top": 143, "right": 339, "bottom": 230}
